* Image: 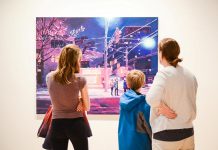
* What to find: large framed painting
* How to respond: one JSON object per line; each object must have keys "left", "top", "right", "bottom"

{"left": 36, "top": 17, "right": 158, "bottom": 115}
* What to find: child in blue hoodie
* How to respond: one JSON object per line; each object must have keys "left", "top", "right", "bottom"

{"left": 118, "top": 70, "right": 152, "bottom": 150}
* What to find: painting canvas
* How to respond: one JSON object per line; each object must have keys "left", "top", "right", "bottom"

{"left": 36, "top": 17, "right": 158, "bottom": 115}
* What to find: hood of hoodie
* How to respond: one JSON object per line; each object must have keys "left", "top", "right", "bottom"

{"left": 120, "top": 89, "right": 146, "bottom": 111}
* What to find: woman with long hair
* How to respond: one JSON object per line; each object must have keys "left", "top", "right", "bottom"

{"left": 45, "top": 44, "right": 91, "bottom": 150}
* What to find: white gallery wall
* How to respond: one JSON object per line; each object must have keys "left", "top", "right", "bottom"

{"left": 0, "top": 0, "right": 218, "bottom": 149}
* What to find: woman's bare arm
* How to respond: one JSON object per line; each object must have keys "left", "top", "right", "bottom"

{"left": 77, "top": 84, "right": 90, "bottom": 111}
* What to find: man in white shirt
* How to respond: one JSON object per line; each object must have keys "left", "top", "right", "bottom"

{"left": 146, "top": 38, "right": 198, "bottom": 150}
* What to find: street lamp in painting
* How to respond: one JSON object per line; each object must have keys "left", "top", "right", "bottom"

{"left": 103, "top": 17, "right": 121, "bottom": 92}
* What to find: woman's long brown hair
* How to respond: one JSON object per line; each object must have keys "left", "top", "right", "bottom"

{"left": 53, "top": 44, "right": 82, "bottom": 84}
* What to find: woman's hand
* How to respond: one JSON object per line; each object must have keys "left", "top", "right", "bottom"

{"left": 157, "top": 102, "right": 177, "bottom": 119}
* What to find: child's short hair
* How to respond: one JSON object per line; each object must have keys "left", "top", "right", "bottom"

{"left": 126, "top": 70, "right": 145, "bottom": 91}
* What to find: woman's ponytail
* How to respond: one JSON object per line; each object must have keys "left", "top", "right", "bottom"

{"left": 159, "top": 38, "right": 182, "bottom": 67}
{"left": 169, "top": 58, "right": 183, "bottom": 67}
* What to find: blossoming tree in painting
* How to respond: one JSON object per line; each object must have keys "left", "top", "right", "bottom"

{"left": 36, "top": 18, "right": 68, "bottom": 86}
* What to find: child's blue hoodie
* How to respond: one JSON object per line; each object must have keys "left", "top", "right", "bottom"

{"left": 118, "top": 89, "right": 152, "bottom": 150}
